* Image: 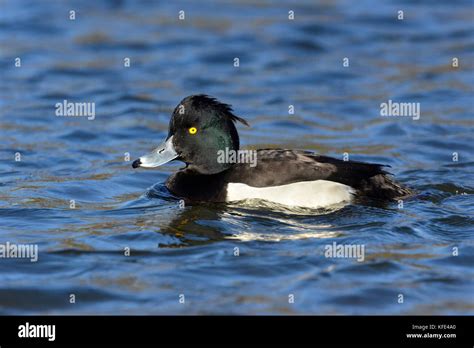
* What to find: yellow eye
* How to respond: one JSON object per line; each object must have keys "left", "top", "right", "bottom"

{"left": 188, "top": 127, "right": 197, "bottom": 135}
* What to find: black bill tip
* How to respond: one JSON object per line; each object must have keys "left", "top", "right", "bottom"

{"left": 132, "top": 159, "right": 141, "bottom": 168}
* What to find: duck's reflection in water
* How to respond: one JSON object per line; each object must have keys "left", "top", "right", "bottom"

{"left": 133, "top": 188, "right": 346, "bottom": 247}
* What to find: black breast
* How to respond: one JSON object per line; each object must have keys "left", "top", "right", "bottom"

{"left": 166, "top": 169, "right": 229, "bottom": 202}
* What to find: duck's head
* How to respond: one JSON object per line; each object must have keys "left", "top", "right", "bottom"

{"left": 132, "top": 95, "right": 249, "bottom": 174}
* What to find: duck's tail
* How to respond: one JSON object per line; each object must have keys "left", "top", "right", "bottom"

{"left": 310, "top": 155, "right": 413, "bottom": 201}
{"left": 357, "top": 173, "right": 414, "bottom": 200}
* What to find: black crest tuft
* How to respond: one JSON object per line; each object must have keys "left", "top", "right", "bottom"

{"left": 185, "top": 94, "right": 250, "bottom": 127}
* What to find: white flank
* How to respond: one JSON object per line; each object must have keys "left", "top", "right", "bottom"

{"left": 226, "top": 180, "right": 354, "bottom": 209}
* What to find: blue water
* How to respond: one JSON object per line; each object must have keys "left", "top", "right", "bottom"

{"left": 0, "top": 0, "right": 473, "bottom": 314}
